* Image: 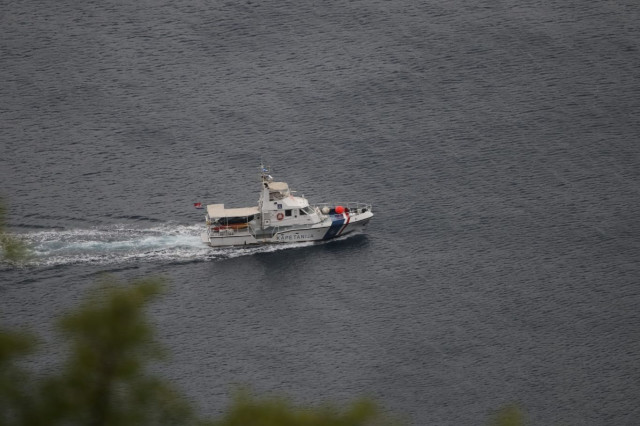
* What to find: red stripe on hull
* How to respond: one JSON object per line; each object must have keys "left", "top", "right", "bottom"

{"left": 337, "top": 212, "right": 351, "bottom": 236}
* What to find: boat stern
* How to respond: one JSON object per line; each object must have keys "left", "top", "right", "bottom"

{"left": 200, "top": 232, "right": 210, "bottom": 244}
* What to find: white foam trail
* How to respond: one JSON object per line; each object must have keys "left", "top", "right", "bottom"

{"left": 12, "top": 224, "right": 322, "bottom": 267}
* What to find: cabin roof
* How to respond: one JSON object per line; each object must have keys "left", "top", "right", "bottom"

{"left": 268, "top": 182, "right": 289, "bottom": 192}
{"left": 206, "top": 204, "right": 259, "bottom": 218}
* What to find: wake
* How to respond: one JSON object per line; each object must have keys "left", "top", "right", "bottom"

{"left": 16, "top": 223, "right": 316, "bottom": 267}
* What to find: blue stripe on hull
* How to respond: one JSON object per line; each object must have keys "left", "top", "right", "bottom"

{"left": 323, "top": 215, "right": 345, "bottom": 240}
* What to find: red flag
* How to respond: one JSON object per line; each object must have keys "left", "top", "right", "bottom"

{"left": 194, "top": 202, "right": 203, "bottom": 209}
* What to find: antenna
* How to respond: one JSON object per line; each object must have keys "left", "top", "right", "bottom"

{"left": 259, "top": 160, "right": 272, "bottom": 183}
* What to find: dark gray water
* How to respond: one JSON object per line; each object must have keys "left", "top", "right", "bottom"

{"left": 2, "top": 0, "right": 639, "bottom": 424}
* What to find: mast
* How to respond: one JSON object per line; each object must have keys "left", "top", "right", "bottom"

{"left": 259, "top": 163, "right": 271, "bottom": 231}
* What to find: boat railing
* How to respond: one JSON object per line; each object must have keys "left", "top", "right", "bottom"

{"left": 208, "top": 226, "right": 253, "bottom": 237}
{"left": 313, "top": 202, "right": 373, "bottom": 215}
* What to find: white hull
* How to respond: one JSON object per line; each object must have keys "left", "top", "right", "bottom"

{"left": 201, "top": 211, "right": 372, "bottom": 248}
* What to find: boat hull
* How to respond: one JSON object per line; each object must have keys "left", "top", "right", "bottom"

{"left": 201, "top": 211, "right": 372, "bottom": 248}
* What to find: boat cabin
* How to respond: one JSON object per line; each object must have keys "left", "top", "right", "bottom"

{"left": 266, "top": 181, "right": 290, "bottom": 200}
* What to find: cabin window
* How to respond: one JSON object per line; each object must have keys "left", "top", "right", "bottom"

{"left": 285, "top": 209, "right": 292, "bottom": 217}
{"left": 299, "top": 208, "right": 306, "bottom": 215}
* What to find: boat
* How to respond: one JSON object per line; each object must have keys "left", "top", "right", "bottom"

{"left": 200, "top": 165, "right": 373, "bottom": 247}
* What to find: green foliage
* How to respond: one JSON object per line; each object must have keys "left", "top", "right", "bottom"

{"left": 0, "top": 274, "right": 403, "bottom": 426}
{"left": 39, "top": 275, "right": 195, "bottom": 426}
{"left": 0, "top": 199, "right": 30, "bottom": 264}
{"left": 488, "top": 404, "right": 526, "bottom": 426}
{"left": 212, "top": 389, "right": 401, "bottom": 426}
{"left": 0, "top": 235, "right": 30, "bottom": 264}
{"left": 0, "top": 328, "right": 37, "bottom": 426}
{"left": 0, "top": 276, "right": 196, "bottom": 426}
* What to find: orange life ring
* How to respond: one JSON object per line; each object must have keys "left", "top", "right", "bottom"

{"left": 276, "top": 212, "right": 284, "bottom": 221}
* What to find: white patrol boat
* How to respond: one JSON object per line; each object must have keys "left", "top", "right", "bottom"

{"left": 200, "top": 166, "right": 373, "bottom": 247}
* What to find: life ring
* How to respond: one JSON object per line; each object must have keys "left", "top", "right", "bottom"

{"left": 276, "top": 212, "right": 284, "bottom": 221}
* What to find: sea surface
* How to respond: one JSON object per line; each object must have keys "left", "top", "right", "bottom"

{"left": 1, "top": 0, "right": 639, "bottom": 424}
